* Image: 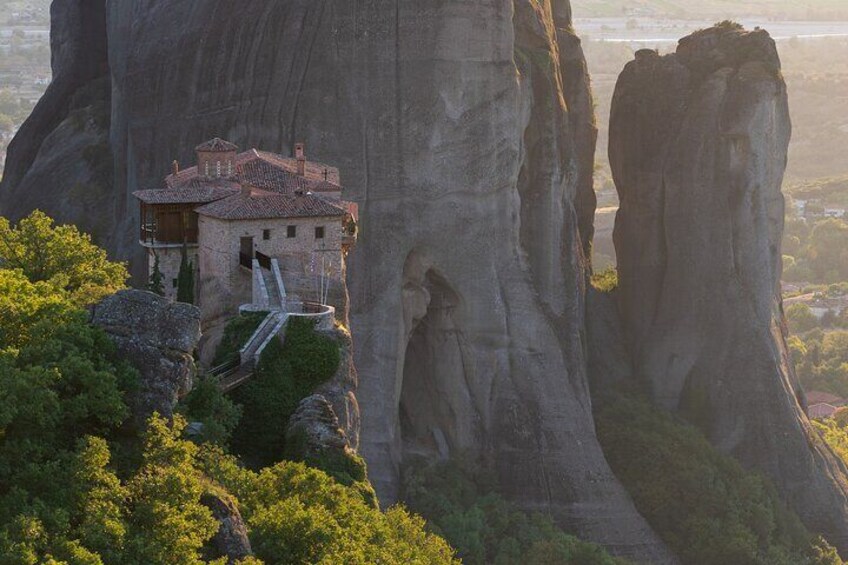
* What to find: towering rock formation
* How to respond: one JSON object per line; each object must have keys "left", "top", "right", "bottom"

{"left": 1, "top": 0, "right": 674, "bottom": 560}
{"left": 0, "top": 1, "right": 112, "bottom": 244}
{"left": 610, "top": 24, "right": 848, "bottom": 550}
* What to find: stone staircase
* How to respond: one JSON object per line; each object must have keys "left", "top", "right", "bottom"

{"left": 216, "top": 310, "right": 289, "bottom": 393}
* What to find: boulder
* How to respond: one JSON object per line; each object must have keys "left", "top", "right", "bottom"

{"left": 91, "top": 289, "right": 201, "bottom": 425}
{"left": 285, "top": 394, "right": 351, "bottom": 460}
{"left": 610, "top": 24, "right": 848, "bottom": 551}
{"left": 201, "top": 491, "right": 253, "bottom": 564}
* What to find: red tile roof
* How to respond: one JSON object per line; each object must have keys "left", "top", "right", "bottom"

{"left": 806, "top": 391, "right": 848, "bottom": 406}
{"left": 195, "top": 138, "right": 239, "bottom": 152}
{"left": 194, "top": 188, "right": 347, "bottom": 221}
{"left": 166, "top": 149, "right": 342, "bottom": 192}
{"left": 134, "top": 182, "right": 239, "bottom": 205}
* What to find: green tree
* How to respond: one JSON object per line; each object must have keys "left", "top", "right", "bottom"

{"left": 124, "top": 415, "right": 219, "bottom": 564}
{"left": 179, "top": 375, "right": 242, "bottom": 445}
{"left": 147, "top": 251, "right": 165, "bottom": 296}
{"left": 199, "top": 448, "right": 458, "bottom": 565}
{"left": 808, "top": 219, "right": 848, "bottom": 281}
{"left": 176, "top": 244, "right": 195, "bottom": 304}
{"left": 231, "top": 318, "right": 341, "bottom": 468}
{"left": 0, "top": 210, "right": 127, "bottom": 305}
{"left": 787, "top": 303, "right": 819, "bottom": 334}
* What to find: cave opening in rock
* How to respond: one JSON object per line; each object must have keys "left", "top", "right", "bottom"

{"left": 398, "top": 260, "right": 478, "bottom": 463}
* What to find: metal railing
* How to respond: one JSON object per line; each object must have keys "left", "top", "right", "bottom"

{"left": 208, "top": 355, "right": 240, "bottom": 379}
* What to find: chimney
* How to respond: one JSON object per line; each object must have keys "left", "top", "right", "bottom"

{"left": 295, "top": 142, "right": 306, "bottom": 176}
{"left": 172, "top": 160, "right": 180, "bottom": 176}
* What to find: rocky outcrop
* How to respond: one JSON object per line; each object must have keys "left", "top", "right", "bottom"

{"left": 285, "top": 394, "right": 351, "bottom": 463}
{"left": 313, "top": 327, "right": 359, "bottom": 450}
{"left": 91, "top": 289, "right": 201, "bottom": 426}
{"left": 201, "top": 491, "right": 253, "bottom": 564}
{"left": 5, "top": 1, "right": 674, "bottom": 560}
{"left": 610, "top": 24, "right": 848, "bottom": 551}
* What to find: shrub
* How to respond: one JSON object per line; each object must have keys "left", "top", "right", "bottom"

{"left": 212, "top": 312, "right": 268, "bottom": 366}
{"left": 591, "top": 267, "right": 619, "bottom": 293}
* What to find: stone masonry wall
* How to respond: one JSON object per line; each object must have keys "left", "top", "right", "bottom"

{"left": 197, "top": 214, "right": 344, "bottom": 323}
{"left": 147, "top": 245, "right": 198, "bottom": 302}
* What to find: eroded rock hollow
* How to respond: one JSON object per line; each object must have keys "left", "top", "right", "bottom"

{"left": 610, "top": 25, "right": 848, "bottom": 550}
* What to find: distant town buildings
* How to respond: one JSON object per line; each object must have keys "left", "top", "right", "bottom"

{"left": 806, "top": 391, "right": 848, "bottom": 420}
{"left": 134, "top": 139, "right": 356, "bottom": 323}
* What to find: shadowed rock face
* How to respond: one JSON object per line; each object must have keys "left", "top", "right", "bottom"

{"left": 3, "top": 1, "right": 674, "bottom": 560}
{"left": 0, "top": 1, "right": 113, "bottom": 245}
{"left": 611, "top": 25, "right": 848, "bottom": 551}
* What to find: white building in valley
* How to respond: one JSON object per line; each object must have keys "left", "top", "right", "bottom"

{"left": 134, "top": 138, "right": 356, "bottom": 323}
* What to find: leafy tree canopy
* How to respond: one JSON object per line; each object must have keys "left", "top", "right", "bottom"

{"left": 0, "top": 210, "right": 127, "bottom": 306}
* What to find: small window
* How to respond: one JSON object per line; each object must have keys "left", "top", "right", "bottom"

{"left": 287, "top": 225, "right": 297, "bottom": 238}
{"left": 262, "top": 229, "right": 271, "bottom": 240}
{"left": 227, "top": 161, "right": 233, "bottom": 176}
{"left": 216, "top": 161, "right": 222, "bottom": 177}
{"left": 315, "top": 226, "right": 325, "bottom": 239}
{"left": 204, "top": 162, "right": 210, "bottom": 177}
{"left": 172, "top": 278, "right": 178, "bottom": 288}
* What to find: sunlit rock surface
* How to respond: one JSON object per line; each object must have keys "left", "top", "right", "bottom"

{"left": 611, "top": 25, "right": 848, "bottom": 551}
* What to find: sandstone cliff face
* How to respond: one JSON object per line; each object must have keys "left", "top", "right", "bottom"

{"left": 91, "top": 289, "right": 201, "bottom": 426}
{"left": 4, "top": 1, "right": 673, "bottom": 560}
{"left": 610, "top": 25, "right": 848, "bottom": 550}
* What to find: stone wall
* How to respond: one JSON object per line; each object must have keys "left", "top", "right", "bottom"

{"left": 147, "top": 245, "right": 198, "bottom": 301}
{"left": 197, "top": 214, "right": 344, "bottom": 322}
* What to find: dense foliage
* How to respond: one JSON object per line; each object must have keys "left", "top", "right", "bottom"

{"left": 784, "top": 216, "right": 848, "bottom": 284}
{"left": 403, "top": 458, "right": 627, "bottom": 565}
{"left": 200, "top": 447, "right": 457, "bottom": 565}
{"left": 786, "top": 295, "right": 848, "bottom": 397}
{"left": 0, "top": 212, "right": 457, "bottom": 564}
{"left": 179, "top": 375, "right": 242, "bottom": 446}
{"left": 0, "top": 210, "right": 127, "bottom": 305}
{"left": 230, "top": 317, "right": 341, "bottom": 468}
{"left": 595, "top": 392, "right": 841, "bottom": 565}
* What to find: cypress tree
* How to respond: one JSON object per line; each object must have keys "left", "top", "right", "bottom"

{"left": 176, "top": 244, "right": 195, "bottom": 304}
{"left": 147, "top": 252, "right": 165, "bottom": 296}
